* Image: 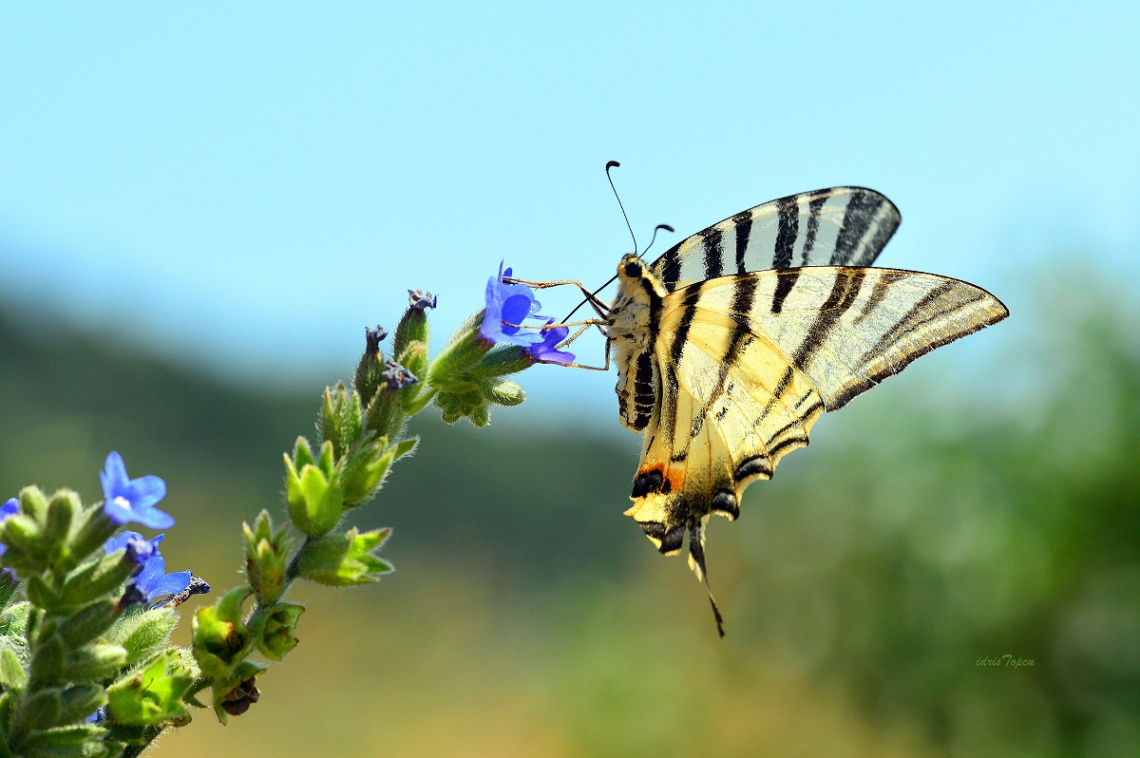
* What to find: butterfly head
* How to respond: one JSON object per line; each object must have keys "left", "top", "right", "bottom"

{"left": 617, "top": 254, "right": 645, "bottom": 281}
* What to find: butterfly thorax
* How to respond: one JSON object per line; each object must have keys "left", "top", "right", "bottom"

{"left": 609, "top": 254, "right": 667, "bottom": 432}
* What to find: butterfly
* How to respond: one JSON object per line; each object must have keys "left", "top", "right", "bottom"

{"left": 592, "top": 185, "right": 1008, "bottom": 635}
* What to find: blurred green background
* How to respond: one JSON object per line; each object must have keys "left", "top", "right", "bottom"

{"left": 2, "top": 3, "right": 1139, "bottom": 757}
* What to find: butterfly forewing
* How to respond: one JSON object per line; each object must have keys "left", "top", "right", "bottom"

{"left": 649, "top": 187, "right": 901, "bottom": 291}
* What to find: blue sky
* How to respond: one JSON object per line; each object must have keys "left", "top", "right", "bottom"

{"left": 1, "top": 2, "right": 1138, "bottom": 420}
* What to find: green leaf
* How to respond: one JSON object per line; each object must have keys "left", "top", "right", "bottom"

{"left": 62, "top": 643, "right": 128, "bottom": 682}
{"left": 58, "top": 600, "right": 117, "bottom": 649}
{"left": 19, "top": 723, "right": 108, "bottom": 756}
{"left": 104, "top": 608, "right": 176, "bottom": 666}
{"left": 0, "top": 647, "right": 27, "bottom": 694}
{"left": 57, "top": 684, "right": 106, "bottom": 726}
{"left": 21, "top": 688, "right": 62, "bottom": 730}
{"left": 29, "top": 634, "right": 65, "bottom": 689}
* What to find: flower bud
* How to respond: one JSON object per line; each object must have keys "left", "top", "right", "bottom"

{"left": 242, "top": 511, "right": 290, "bottom": 605}
{"left": 283, "top": 441, "right": 344, "bottom": 537}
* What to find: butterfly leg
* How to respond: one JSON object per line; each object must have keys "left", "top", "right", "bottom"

{"left": 503, "top": 276, "right": 611, "bottom": 319}
{"left": 503, "top": 317, "right": 610, "bottom": 339}
{"left": 533, "top": 330, "right": 612, "bottom": 371}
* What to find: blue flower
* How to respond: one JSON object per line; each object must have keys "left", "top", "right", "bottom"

{"left": 527, "top": 320, "right": 576, "bottom": 365}
{"left": 0, "top": 498, "right": 18, "bottom": 559}
{"left": 480, "top": 262, "right": 546, "bottom": 347}
{"left": 104, "top": 531, "right": 192, "bottom": 603}
{"left": 100, "top": 452, "right": 174, "bottom": 529}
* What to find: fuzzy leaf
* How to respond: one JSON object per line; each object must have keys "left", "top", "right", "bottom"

{"left": 105, "top": 608, "right": 177, "bottom": 666}
{"left": 0, "top": 647, "right": 26, "bottom": 694}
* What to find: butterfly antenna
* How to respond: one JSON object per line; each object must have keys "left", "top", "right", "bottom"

{"left": 606, "top": 160, "right": 639, "bottom": 257}
{"left": 640, "top": 223, "right": 675, "bottom": 260}
{"left": 559, "top": 160, "right": 634, "bottom": 323}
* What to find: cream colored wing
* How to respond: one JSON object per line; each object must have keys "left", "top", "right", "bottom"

{"left": 626, "top": 267, "right": 1009, "bottom": 623}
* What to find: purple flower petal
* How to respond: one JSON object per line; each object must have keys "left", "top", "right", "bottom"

{"left": 526, "top": 320, "right": 576, "bottom": 364}
{"left": 0, "top": 498, "right": 17, "bottom": 559}
{"left": 140, "top": 570, "right": 193, "bottom": 600}
{"left": 480, "top": 261, "right": 549, "bottom": 347}
{"left": 100, "top": 452, "right": 174, "bottom": 529}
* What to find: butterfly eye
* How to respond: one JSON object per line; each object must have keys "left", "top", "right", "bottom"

{"left": 623, "top": 260, "right": 643, "bottom": 278}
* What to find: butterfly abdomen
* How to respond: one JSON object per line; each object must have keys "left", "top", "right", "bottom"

{"left": 610, "top": 254, "right": 668, "bottom": 433}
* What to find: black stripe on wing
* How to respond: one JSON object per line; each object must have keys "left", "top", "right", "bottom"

{"left": 650, "top": 187, "right": 901, "bottom": 292}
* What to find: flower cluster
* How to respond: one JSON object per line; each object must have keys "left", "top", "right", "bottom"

{"left": 0, "top": 452, "right": 207, "bottom": 757}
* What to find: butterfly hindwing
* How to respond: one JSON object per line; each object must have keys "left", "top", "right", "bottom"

{"left": 649, "top": 187, "right": 901, "bottom": 291}
{"left": 624, "top": 267, "right": 1008, "bottom": 583}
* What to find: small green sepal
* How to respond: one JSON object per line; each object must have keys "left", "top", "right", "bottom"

{"left": 341, "top": 438, "right": 393, "bottom": 509}
{"left": 191, "top": 587, "right": 254, "bottom": 679}
{"left": 252, "top": 603, "right": 303, "bottom": 661}
{"left": 106, "top": 648, "right": 195, "bottom": 726}
{"left": 320, "top": 383, "right": 364, "bottom": 459}
{"left": 242, "top": 511, "right": 290, "bottom": 605}
{"left": 62, "top": 642, "right": 129, "bottom": 682}
{"left": 284, "top": 441, "right": 344, "bottom": 537}
{"left": 296, "top": 527, "right": 393, "bottom": 586}
{"left": 212, "top": 660, "right": 265, "bottom": 724}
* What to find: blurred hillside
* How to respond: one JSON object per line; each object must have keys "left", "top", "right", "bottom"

{"left": 1, "top": 274, "right": 1138, "bottom": 757}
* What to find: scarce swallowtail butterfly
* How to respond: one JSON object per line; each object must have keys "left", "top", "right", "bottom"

{"left": 526, "top": 180, "right": 1008, "bottom": 635}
